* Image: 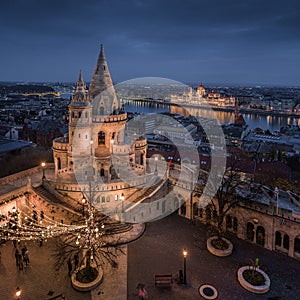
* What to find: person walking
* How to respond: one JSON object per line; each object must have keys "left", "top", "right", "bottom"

{"left": 24, "top": 250, "right": 30, "bottom": 266}
{"left": 18, "top": 256, "right": 24, "bottom": 270}
{"left": 21, "top": 245, "right": 27, "bottom": 259}
{"left": 138, "top": 284, "right": 148, "bottom": 300}
{"left": 15, "top": 248, "right": 20, "bottom": 268}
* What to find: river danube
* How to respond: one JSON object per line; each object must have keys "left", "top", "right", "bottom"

{"left": 124, "top": 102, "right": 300, "bottom": 132}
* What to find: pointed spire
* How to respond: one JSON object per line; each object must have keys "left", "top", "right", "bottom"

{"left": 75, "top": 69, "right": 85, "bottom": 93}
{"left": 100, "top": 44, "right": 105, "bottom": 59}
{"left": 89, "top": 44, "right": 114, "bottom": 99}
{"left": 70, "top": 70, "right": 88, "bottom": 104}
{"left": 78, "top": 69, "right": 83, "bottom": 82}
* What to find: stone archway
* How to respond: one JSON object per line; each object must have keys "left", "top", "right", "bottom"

{"left": 294, "top": 235, "right": 300, "bottom": 257}
{"left": 275, "top": 231, "right": 289, "bottom": 252}
{"left": 256, "top": 226, "right": 265, "bottom": 246}
{"left": 246, "top": 222, "right": 255, "bottom": 241}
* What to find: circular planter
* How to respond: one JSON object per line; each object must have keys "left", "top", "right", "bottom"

{"left": 237, "top": 266, "right": 270, "bottom": 294}
{"left": 198, "top": 284, "right": 218, "bottom": 299}
{"left": 207, "top": 236, "right": 233, "bottom": 257}
{"left": 71, "top": 265, "right": 103, "bottom": 292}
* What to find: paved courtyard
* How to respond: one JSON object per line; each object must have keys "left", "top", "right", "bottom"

{"left": 1, "top": 212, "right": 300, "bottom": 299}
{"left": 127, "top": 213, "right": 300, "bottom": 299}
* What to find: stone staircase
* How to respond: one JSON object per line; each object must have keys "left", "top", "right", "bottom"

{"left": 32, "top": 185, "right": 80, "bottom": 214}
{"left": 123, "top": 177, "right": 167, "bottom": 211}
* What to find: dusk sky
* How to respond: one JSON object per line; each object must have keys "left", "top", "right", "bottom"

{"left": 1, "top": 0, "right": 300, "bottom": 85}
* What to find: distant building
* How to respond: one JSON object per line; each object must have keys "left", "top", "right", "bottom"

{"left": 170, "top": 83, "right": 235, "bottom": 108}
{"left": 0, "top": 137, "right": 34, "bottom": 157}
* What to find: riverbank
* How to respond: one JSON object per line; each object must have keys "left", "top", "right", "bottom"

{"left": 122, "top": 98, "right": 300, "bottom": 118}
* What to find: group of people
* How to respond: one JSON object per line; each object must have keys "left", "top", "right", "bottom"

{"left": 14, "top": 244, "right": 30, "bottom": 270}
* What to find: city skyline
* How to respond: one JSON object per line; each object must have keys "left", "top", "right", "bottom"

{"left": 1, "top": 0, "right": 300, "bottom": 86}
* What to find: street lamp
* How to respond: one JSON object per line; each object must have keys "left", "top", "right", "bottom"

{"left": 274, "top": 187, "right": 279, "bottom": 215}
{"left": 15, "top": 287, "right": 22, "bottom": 300}
{"left": 81, "top": 196, "right": 86, "bottom": 216}
{"left": 182, "top": 248, "right": 188, "bottom": 285}
{"left": 41, "top": 162, "right": 46, "bottom": 180}
{"left": 120, "top": 193, "right": 125, "bottom": 222}
{"left": 154, "top": 156, "right": 158, "bottom": 175}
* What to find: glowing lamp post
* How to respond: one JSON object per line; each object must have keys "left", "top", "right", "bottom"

{"left": 154, "top": 156, "right": 158, "bottom": 175}
{"left": 41, "top": 162, "right": 46, "bottom": 180}
{"left": 274, "top": 187, "right": 279, "bottom": 215}
{"left": 120, "top": 193, "right": 125, "bottom": 222}
{"left": 15, "top": 287, "right": 22, "bottom": 300}
{"left": 81, "top": 196, "right": 86, "bottom": 216}
{"left": 183, "top": 249, "right": 188, "bottom": 285}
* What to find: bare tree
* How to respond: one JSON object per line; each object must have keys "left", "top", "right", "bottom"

{"left": 53, "top": 212, "right": 126, "bottom": 275}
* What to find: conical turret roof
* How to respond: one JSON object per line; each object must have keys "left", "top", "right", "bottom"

{"left": 89, "top": 44, "right": 119, "bottom": 115}
{"left": 89, "top": 44, "right": 114, "bottom": 98}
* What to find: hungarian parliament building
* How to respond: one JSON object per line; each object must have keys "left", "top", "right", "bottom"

{"left": 170, "top": 83, "right": 236, "bottom": 108}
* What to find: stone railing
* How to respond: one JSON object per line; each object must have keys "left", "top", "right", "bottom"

{"left": 92, "top": 113, "right": 127, "bottom": 123}
{"left": 0, "top": 186, "right": 28, "bottom": 204}
{"left": 53, "top": 137, "right": 69, "bottom": 151}
{"left": 0, "top": 163, "right": 54, "bottom": 185}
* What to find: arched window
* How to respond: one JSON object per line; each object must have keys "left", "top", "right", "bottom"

{"left": 294, "top": 237, "right": 300, "bottom": 254}
{"left": 100, "top": 168, "right": 105, "bottom": 177}
{"left": 275, "top": 231, "right": 281, "bottom": 246}
{"left": 98, "top": 131, "right": 105, "bottom": 145}
{"left": 140, "top": 153, "right": 144, "bottom": 165}
{"left": 57, "top": 157, "right": 61, "bottom": 170}
{"left": 246, "top": 222, "right": 255, "bottom": 241}
{"left": 283, "top": 234, "right": 289, "bottom": 250}
{"left": 256, "top": 226, "right": 265, "bottom": 246}
{"left": 40, "top": 211, "right": 44, "bottom": 219}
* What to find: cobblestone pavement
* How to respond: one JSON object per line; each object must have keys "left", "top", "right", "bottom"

{"left": 0, "top": 224, "right": 144, "bottom": 300}
{"left": 0, "top": 239, "right": 92, "bottom": 300}
{"left": 127, "top": 213, "right": 300, "bottom": 300}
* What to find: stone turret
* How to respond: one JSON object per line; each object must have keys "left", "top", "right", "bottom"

{"left": 89, "top": 44, "right": 119, "bottom": 116}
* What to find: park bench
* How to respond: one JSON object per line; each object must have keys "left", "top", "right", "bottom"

{"left": 47, "top": 294, "right": 65, "bottom": 300}
{"left": 154, "top": 274, "right": 173, "bottom": 287}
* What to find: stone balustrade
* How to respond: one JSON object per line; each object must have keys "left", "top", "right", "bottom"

{"left": 92, "top": 113, "right": 127, "bottom": 123}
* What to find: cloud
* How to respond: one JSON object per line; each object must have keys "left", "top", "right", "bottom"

{"left": 0, "top": 0, "right": 300, "bottom": 84}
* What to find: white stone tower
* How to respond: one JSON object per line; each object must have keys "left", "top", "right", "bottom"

{"left": 52, "top": 44, "right": 147, "bottom": 206}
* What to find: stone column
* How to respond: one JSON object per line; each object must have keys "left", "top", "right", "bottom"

{"left": 289, "top": 236, "right": 295, "bottom": 258}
